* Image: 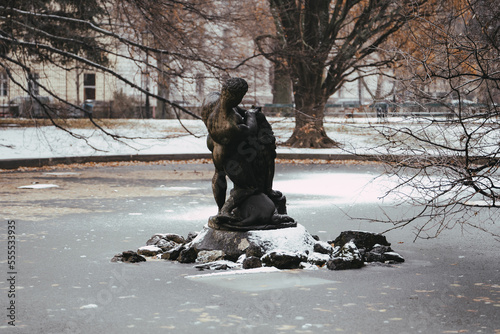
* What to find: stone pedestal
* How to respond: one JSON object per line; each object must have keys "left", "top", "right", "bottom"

{"left": 189, "top": 223, "right": 317, "bottom": 261}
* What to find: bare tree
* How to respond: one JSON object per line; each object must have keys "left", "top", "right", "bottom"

{"left": 371, "top": 0, "right": 500, "bottom": 240}
{"left": 255, "top": 0, "right": 429, "bottom": 148}
{"left": 2, "top": 0, "right": 436, "bottom": 149}
{"left": 0, "top": 0, "right": 267, "bottom": 139}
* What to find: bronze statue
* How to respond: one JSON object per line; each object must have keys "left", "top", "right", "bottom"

{"left": 201, "top": 77, "right": 295, "bottom": 231}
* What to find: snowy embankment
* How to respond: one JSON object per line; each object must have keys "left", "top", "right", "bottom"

{"left": 0, "top": 116, "right": 485, "bottom": 160}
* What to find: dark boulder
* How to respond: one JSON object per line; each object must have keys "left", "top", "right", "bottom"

{"left": 161, "top": 244, "right": 184, "bottom": 261}
{"left": 261, "top": 251, "right": 307, "bottom": 269}
{"left": 111, "top": 250, "right": 146, "bottom": 263}
{"left": 194, "top": 260, "right": 238, "bottom": 271}
{"left": 333, "top": 231, "right": 390, "bottom": 249}
{"left": 156, "top": 239, "right": 178, "bottom": 252}
{"left": 382, "top": 251, "right": 405, "bottom": 263}
{"left": 245, "top": 244, "right": 264, "bottom": 258}
{"left": 186, "top": 231, "right": 198, "bottom": 242}
{"left": 178, "top": 247, "right": 198, "bottom": 263}
{"left": 243, "top": 256, "right": 262, "bottom": 269}
{"left": 164, "top": 233, "right": 186, "bottom": 244}
{"left": 327, "top": 241, "right": 364, "bottom": 270}
{"left": 326, "top": 257, "right": 364, "bottom": 270}
{"left": 314, "top": 241, "right": 334, "bottom": 255}
{"left": 146, "top": 233, "right": 185, "bottom": 246}
{"left": 146, "top": 235, "right": 163, "bottom": 246}
{"left": 137, "top": 246, "right": 162, "bottom": 257}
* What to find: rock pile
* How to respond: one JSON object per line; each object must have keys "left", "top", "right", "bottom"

{"left": 111, "top": 225, "right": 404, "bottom": 271}
{"left": 111, "top": 250, "right": 146, "bottom": 263}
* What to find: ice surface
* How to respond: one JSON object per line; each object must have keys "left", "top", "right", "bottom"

{"left": 185, "top": 267, "right": 279, "bottom": 278}
{"left": 185, "top": 267, "right": 337, "bottom": 292}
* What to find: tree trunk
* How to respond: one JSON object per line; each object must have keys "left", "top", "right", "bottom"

{"left": 156, "top": 76, "right": 173, "bottom": 119}
{"left": 271, "top": 63, "right": 293, "bottom": 105}
{"left": 156, "top": 51, "right": 174, "bottom": 119}
{"left": 285, "top": 84, "right": 338, "bottom": 148}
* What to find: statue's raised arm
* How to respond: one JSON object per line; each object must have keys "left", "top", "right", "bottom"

{"left": 202, "top": 78, "right": 256, "bottom": 145}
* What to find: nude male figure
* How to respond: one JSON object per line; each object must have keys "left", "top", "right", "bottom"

{"left": 201, "top": 78, "right": 258, "bottom": 215}
{"left": 201, "top": 77, "right": 292, "bottom": 228}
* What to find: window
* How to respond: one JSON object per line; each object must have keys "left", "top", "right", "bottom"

{"left": 0, "top": 71, "right": 7, "bottom": 97}
{"left": 28, "top": 73, "right": 39, "bottom": 96}
{"left": 84, "top": 73, "right": 96, "bottom": 100}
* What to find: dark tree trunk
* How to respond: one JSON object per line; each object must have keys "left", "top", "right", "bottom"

{"left": 285, "top": 82, "right": 338, "bottom": 148}
{"left": 271, "top": 63, "right": 293, "bottom": 105}
{"left": 285, "top": 62, "right": 338, "bottom": 148}
{"left": 262, "top": 0, "right": 423, "bottom": 148}
{"left": 156, "top": 51, "right": 174, "bottom": 119}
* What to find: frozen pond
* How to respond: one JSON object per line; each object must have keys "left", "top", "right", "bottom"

{"left": 0, "top": 162, "right": 499, "bottom": 333}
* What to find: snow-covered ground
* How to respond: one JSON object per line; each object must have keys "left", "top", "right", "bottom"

{"left": 0, "top": 117, "right": 342, "bottom": 160}
{"left": 0, "top": 116, "right": 492, "bottom": 160}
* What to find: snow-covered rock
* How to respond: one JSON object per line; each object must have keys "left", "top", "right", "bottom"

{"left": 194, "top": 260, "right": 239, "bottom": 271}
{"left": 261, "top": 250, "right": 308, "bottom": 269}
{"left": 146, "top": 233, "right": 185, "bottom": 250}
{"left": 307, "top": 252, "right": 331, "bottom": 267}
{"left": 242, "top": 256, "right": 262, "bottom": 269}
{"left": 177, "top": 247, "right": 198, "bottom": 263}
{"left": 189, "top": 223, "right": 317, "bottom": 262}
{"left": 114, "top": 228, "right": 405, "bottom": 270}
{"left": 326, "top": 241, "right": 364, "bottom": 270}
{"left": 137, "top": 245, "right": 162, "bottom": 257}
{"left": 196, "top": 250, "right": 225, "bottom": 264}
{"left": 111, "top": 250, "right": 146, "bottom": 263}
{"left": 382, "top": 251, "right": 405, "bottom": 263}
{"left": 332, "top": 230, "right": 391, "bottom": 249}
{"left": 313, "top": 241, "right": 334, "bottom": 255}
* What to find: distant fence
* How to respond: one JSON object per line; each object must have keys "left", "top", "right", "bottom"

{"left": 262, "top": 102, "right": 491, "bottom": 119}
{"left": 3, "top": 98, "right": 491, "bottom": 120}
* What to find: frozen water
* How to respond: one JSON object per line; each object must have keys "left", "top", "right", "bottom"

{"left": 186, "top": 268, "right": 337, "bottom": 292}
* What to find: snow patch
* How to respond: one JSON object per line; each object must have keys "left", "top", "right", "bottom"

{"left": 247, "top": 224, "right": 316, "bottom": 254}
{"left": 186, "top": 266, "right": 280, "bottom": 279}
{"left": 307, "top": 252, "right": 331, "bottom": 263}
{"left": 79, "top": 304, "right": 98, "bottom": 309}
{"left": 18, "top": 184, "right": 59, "bottom": 189}
{"left": 138, "top": 245, "right": 162, "bottom": 252}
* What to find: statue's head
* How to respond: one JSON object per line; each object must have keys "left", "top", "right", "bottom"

{"left": 221, "top": 78, "right": 248, "bottom": 106}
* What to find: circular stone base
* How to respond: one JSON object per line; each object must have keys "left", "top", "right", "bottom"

{"left": 207, "top": 215, "right": 297, "bottom": 231}
{"left": 188, "top": 223, "right": 317, "bottom": 260}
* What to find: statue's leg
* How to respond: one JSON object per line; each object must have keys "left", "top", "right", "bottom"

{"left": 219, "top": 186, "right": 257, "bottom": 215}
{"left": 212, "top": 169, "right": 227, "bottom": 212}
{"left": 265, "top": 156, "right": 276, "bottom": 194}
{"left": 221, "top": 155, "right": 258, "bottom": 214}
{"left": 258, "top": 150, "right": 288, "bottom": 214}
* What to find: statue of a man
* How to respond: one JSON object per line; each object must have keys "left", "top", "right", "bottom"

{"left": 201, "top": 77, "right": 294, "bottom": 230}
